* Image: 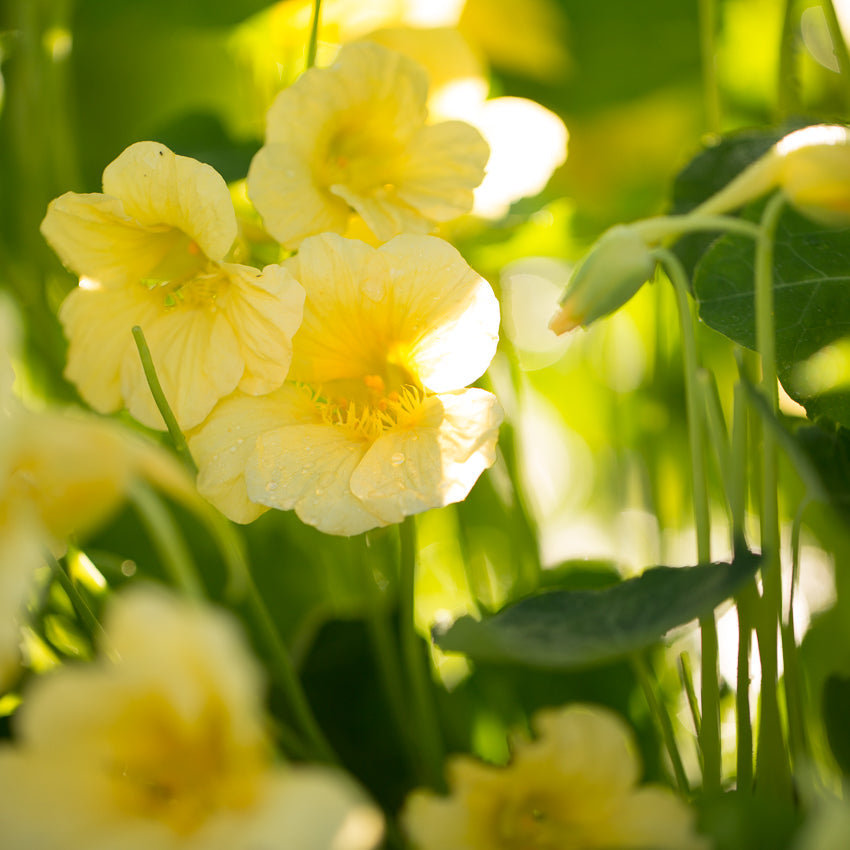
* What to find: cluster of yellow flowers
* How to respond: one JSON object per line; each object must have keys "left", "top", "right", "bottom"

{"left": 0, "top": 22, "right": 708, "bottom": 850}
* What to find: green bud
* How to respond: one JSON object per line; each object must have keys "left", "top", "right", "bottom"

{"left": 549, "top": 225, "right": 656, "bottom": 334}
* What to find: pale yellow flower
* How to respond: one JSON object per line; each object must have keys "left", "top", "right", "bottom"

{"left": 0, "top": 586, "right": 383, "bottom": 849}
{"left": 365, "top": 27, "right": 568, "bottom": 219}
{"left": 247, "top": 42, "right": 489, "bottom": 249}
{"left": 189, "top": 233, "right": 502, "bottom": 535}
{"left": 42, "top": 141, "right": 305, "bottom": 431}
{"left": 403, "top": 704, "right": 710, "bottom": 850}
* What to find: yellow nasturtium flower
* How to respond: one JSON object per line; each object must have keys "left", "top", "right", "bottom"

{"left": 403, "top": 704, "right": 709, "bottom": 850}
{"left": 42, "top": 141, "right": 305, "bottom": 431}
{"left": 247, "top": 42, "right": 490, "bottom": 249}
{"left": 0, "top": 586, "right": 383, "bottom": 849}
{"left": 189, "top": 233, "right": 502, "bottom": 535}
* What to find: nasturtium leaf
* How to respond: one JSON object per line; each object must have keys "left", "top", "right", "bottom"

{"left": 695, "top": 206, "right": 850, "bottom": 427}
{"left": 823, "top": 675, "right": 850, "bottom": 776}
{"left": 433, "top": 551, "right": 761, "bottom": 669}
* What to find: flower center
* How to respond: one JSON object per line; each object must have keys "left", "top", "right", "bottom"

{"left": 494, "top": 794, "right": 586, "bottom": 850}
{"left": 108, "top": 692, "right": 267, "bottom": 836}
{"left": 323, "top": 116, "right": 401, "bottom": 196}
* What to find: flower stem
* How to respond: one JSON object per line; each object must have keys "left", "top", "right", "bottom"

{"left": 633, "top": 653, "right": 690, "bottom": 794}
{"left": 634, "top": 213, "right": 762, "bottom": 245}
{"left": 131, "top": 326, "right": 197, "bottom": 476}
{"left": 128, "top": 479, "right": 205, "bottom": 599}
{"left": 698, "top": 0, "right": 722, "bottom": 133}
{"left": 306, "top": 0, "right": 323, "bottom": 69}
{"left": 46, "top": 551, "right": 107, "bottom": 650}
{"left": 753, "top": 191, "right": 793, "bottom": 800}
{"left": 399, "top": 517, "right": 445, "bottom": 787}
{"left": 656, "top": 247, "right": 721, "bottom": 795}
{"left": 822, "top": 0, "right": 850, "bottom": 113}
{"left": 777, "top": 0, "right": 801, "bottom": 119}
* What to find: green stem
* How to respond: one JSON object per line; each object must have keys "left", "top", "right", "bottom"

{"left": 352, "top": 536, "right": 422, "bottom": 775}
{"left": 399, "top": 517, "right": 445, "bottom": 787}
{"left": 633, "top": 654, "right": 690, "bottom": 794}
{"left": 656, "top": 247, "right": 721, "bottom": 795}
{"left": 634, "top": 214, "right": 762, "bottom": 245}
{"left": 128, "top": 480, "right": 205, "bottom": 599}
{"left": 735, "top": 579, "right": 757, "bottom": 794}
{"left": 698, "top": 0, "right": 722, "bottom": 133}
{"left": 753, "top": 191, "right": 792, "bottom": 800}
{"left": 242, "top": 572, "right": 338, "bottom": 764}
{"left": 777, "top": 0, "right": 800, "bottom": 119}
{"left": 678, "top": 651, "right": 702, "bottom": 742}
{"left": 46, "top": 551, "right": 107, "bottom": 649}
{"left": 306, "top": 0, "right": 323, "bottom": 69}
{"left": 132, "top": 326, "right": 197, "bottom": 476}
{"left": 821, "top": 0, "right": 850, "bottom": 114}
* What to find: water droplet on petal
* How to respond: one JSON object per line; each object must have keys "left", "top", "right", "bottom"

{"left": 265, "top": 482, "right": 278, "bottom": 492}
{"left": 390, "top": 452, "right": 405, "bottom": 466}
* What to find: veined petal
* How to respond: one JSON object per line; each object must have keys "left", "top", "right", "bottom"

{"left": 396, "top": 121, "right": 489, "bottom": 220}
{"left": 102, "top": 142, "right": 237, "bottom": 261}
{"left": 350, "top": 388, "right": 501, "bottom": 524}
{"left": 330, "top": 183, "right": 431, "bottom": 242}
{"left": 221, "top": 262, "right": 305, "bottom": 396}
{"left": 246, "top": 422, "right": 381, "bottom": 536}
{"left": 188, "top": 386, "right": 315, "bottom": 524}
{"left": 376, "top": 235, "right": 500, "bottom": 392}
{"left": 120, "top": 305, "right": 242, "bottom": 431}
{"left": 60, "top": 283, "right": 163, "bottom": 415}
{"left": 41, "top": 193, "right": 191, "bottom": 290}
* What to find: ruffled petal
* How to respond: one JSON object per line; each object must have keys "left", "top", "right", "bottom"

{"left": 246, "top": 421, "right": 381, "bottom": 536}
{"left": 350, "top": 388, "right": 501, "bottom": 524}
{"left": 396, "top": 121, "right": 489, "bottom": 220}
{"left": 41, "top": 193, "right": 191, "bottom": 289}
{"left": 220, "top": 262, "right": 305, "bottom": 396}
{"left": 102, "top": 141, "right": 237, "bottom": 261}
{"left": 60, "top": 282, "right": 162, "bottom": 415}
{"left": 375, "top": 235, "right": 500, "bottom": 392}
{"left": 120, "top": 305, "right": 242, "bottom": 430}
{"left": 329, "top": 182, "right": 431, "bottom": 242}
{"left": 188, "top": 386, "right": 315, "bottom": 524}
{"left": 247, "top": 144, "right": 350, "bottom": 249}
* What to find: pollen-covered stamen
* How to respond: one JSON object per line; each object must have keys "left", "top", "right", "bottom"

{"left": 310, "top": 376, "right": 426, "bottom": 442}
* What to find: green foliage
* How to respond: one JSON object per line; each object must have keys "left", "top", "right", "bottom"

{"left": 434, "top": 551, "right": 761, "bottom": 668}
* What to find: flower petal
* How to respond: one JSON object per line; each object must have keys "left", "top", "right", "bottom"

{"left": 221, "top": 262, "right": 305, "bottom": 396}
{"left": 246, "top": 421, "right": 381, "bottom": 536}
{"left": 376, "top": 235, "right": 500, "bottom": 392}
{"left": 350, "top": 389, "right": 501, "bottom": 524}
{"left": 60, "top": 282, "right": 162, "bottom": 415}
{"left": 188, "top": 387, "right": 314, "bottom": 524}
{"left": 396, "top": 121, "right": 489, "bottom": 220}
{"left": 102, "top": 142, "right": 237, "bottom": 261}
{"left": 120, "top": 305, "right": 243, "bottom": 430}
{"left": 41, "top": 193, "right": 191, "bottom": 289}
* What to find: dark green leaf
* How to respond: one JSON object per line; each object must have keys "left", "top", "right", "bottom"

{"left": 823, "top": 675, "right": 850, "bottom": 775}
{"left": 695, "top": 206, "right": 850, "bottom": 426}
{"left": 434, "top": 551, "right": 761, "bottom": 669}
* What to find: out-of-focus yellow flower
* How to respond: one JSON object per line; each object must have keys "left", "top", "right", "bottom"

{"left": 42, "top": 141, "right": 305, "bottom": 431}
{"left": 0, "top": 586, "right": 383, "bottom": 848}
{"left": 247, "top": 42, "right": 489, "bottom": 249}
{"left": 696, "top": 124, "right": 850, "bottom": 226}
{"left": 0, "top": 297, "right": 198, "bottom": 691}
{"left": 189, "top": 233, "right": 502, "bottom": 535}
{"left": 403, "top": 704, "right": 710, "bottom": 850}
{"left": 365, "top": 28, "right": 568, "bottom": 219}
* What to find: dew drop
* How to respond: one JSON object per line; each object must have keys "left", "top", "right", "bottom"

{"left": 390, "top": 452, "right": 405, "bottom": 466}
{"left": 236, "top": 438, "right": 244, "bottom": 445}
{"left": 265, "top": 482, "right": 278, "bottom": 492}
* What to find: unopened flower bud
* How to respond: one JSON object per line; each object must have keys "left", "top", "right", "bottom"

{"left": 695, "top": 124, "right": 850, "bottom": 225}
{"left": 549, "top": 225, "right": 656, "bottom": 334}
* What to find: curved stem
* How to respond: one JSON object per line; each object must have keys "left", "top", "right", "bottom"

{"left": 131, "top": 326, "right": 197, "bottom": 476}
{"left": 777, "top": 0, "right": 800, "bottom": 119}
{"left": 635, "top": 214, "right": 762, "bottom": 245}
